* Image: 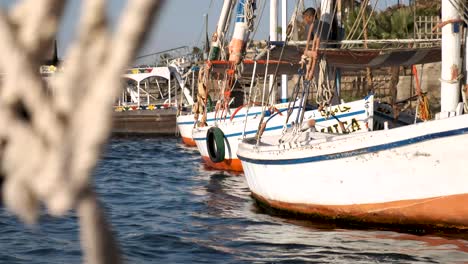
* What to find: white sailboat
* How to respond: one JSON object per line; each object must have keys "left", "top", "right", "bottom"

{"left": 237, "top": 0, "right": 468, "bottom": 229}
{"left": 194, "top": 96, "right": 373, "bottom": 172}
{"left": 193, "top": 0, "right": 380, "bottom": 172}
{"left": 176, "top": 0, "right": 235, "bottom": 146}
{"left": 177, "top": 104, "right": 267, "bottom": 146}
{"left": 176, "top": 0, "right": 266, "bottom": 147}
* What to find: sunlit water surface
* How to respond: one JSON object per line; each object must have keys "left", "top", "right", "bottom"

{"left": 0, "top": 137, "right": 467, "bottom": 263}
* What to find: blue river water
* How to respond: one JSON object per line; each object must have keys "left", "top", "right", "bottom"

{"left": 1, "top": 137, "right": 468, "bottom": 263}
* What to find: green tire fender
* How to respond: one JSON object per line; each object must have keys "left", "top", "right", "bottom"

{"left": 206, "top": 127, "right": 225, "bottom": 163}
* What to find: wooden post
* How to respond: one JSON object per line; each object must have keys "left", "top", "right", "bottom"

{"left": 441, "top": 0, "right": 462, "bottom": 113}
{"left": 168, "top": 73, "right": 171, "bottom": 106}
{"left": 389, "top": 66, "right": 400, "bottom": 107}
{"left": 137, "top": 81, "right": 141, "bottom": 108}
{"left": 191, "top": 70, "right": 195, "bottom": 100}
{"left": 145, "top": 80, "right": 149, "bottom": 105}
{"left": 362, "top": 5, "right": 373, "bottom": 95}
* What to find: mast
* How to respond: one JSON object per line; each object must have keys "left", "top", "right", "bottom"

{"left": 281, "top": 0, "right": 288, "bottom": 103}
{"left": 204, "top": 14, "right": 209, "bottom": 60}
{"left": 335, "top": 0, "right": 343, "bottom": 100}
{"left": 270, "top": 0, "right": 278, "bottom": 42}
{"left": 210, "top": 0, "right": 233, "bottom": 61}
{"left": 217, "top": 0, "right": 233, "bottom": 39}
{"left": 229, "top": 0, "right": 255, "bottom": 64}
{"left": 269, "top": 0, "right": 278, "bottom": 104}
{"left": 440, "top": 0, "right": 461, "bottom": 114}
{"left": 464, "top": 12, "right": 468, "bottom": 113}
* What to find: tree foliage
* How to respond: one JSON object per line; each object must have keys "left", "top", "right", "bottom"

{"left": 344, "top": 3, "right": 439, "bottom": 40}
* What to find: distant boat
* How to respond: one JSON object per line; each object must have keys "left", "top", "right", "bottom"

{"left": 113, "top": 66, "right": 192, "bottom": 136}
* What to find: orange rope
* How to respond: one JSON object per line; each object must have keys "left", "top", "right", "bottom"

{"left": 412, "top": 65, "right": 422, "bottom": 96}
{"left": 412, "top": 65, "right": 431, "bottom": 121}
{"left": 302, "top": 15, "right": 320, "bottom": 82}
{"left": 218, "top": 63, "right": 236, "bottom": 120}
{"left": 432, "top": 18, "right": 464, "bottom": 32}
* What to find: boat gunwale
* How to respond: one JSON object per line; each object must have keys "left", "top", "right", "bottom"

{"left": 238, "top": 115, "right": 468, "bottom": 165}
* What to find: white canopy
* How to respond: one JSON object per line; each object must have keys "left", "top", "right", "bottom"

{"left": 122, "top": 66, "right": 179, "bottom": 82}
{"left": 120, "top": 66, "right": 194, "bottom": 106}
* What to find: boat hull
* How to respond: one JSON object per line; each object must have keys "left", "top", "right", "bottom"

{"left": 252, "top": 192, "right": 468, "bottom": 229}
{"left": 176, "top": 105, "right": 267, "bottom": 147}
{"left": 201, "top": 156, "right": 243, "bottom": 172}
{"left": 192, "top": 110, "right": 272, "bottom": 172}
{"left": 195, "top": 97, "right": 373, "bottom": 172}
{"left": 181, "top": 136, "right": 196, "bottom": 146}
{"left": 238, "top": 113, "right": 468, "bottom": 229}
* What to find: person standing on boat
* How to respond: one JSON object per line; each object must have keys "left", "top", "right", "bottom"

{"left": 302, "top": 7, "right": 318, "bottom": 41}
{"left": 302, "top": 7, "right": 333, "bottom": 46}
{"left": 302, "top": 6, "right": 339, "bottom": 105}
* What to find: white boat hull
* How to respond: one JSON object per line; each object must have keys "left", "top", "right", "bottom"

{"left": 237, "top": 113, "right": 468, "bottom": 228}
{"left": 176, "top": 105, "right": 265, "bottom": 146}
{"left": 193, "top": 106, "right": 292, "bottom": 172}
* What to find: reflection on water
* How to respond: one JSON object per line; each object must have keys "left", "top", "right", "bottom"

{"left": 192, "top": 158, "right": 468, "bottom": 263}
{"left": 0, "top": 137, "right": 466, "bottom": 263}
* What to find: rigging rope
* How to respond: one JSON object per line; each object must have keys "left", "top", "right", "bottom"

{"left": 315, "top": 58, "right": 333, "bottom": 105}
{"left": 244, "top": 0, "right": 256, "bottom": 32}
{"left": 349, "top": 0, "right": 380, "bottom": 48}
{"left": 248, "top": 0, "right": 266, "bottom": 45}
{"left": 448, "top": 0, "right": 468, "bottom": 24}
{"left": 412, "top": 65, "right": 431, "bottom": 121}
{"left": 242, "top": 61, "right": 258, "bottom": 138}
{"left": 281, "top": 70, "right": 304, "bottom": 136}
{"left": 344, "top": 0, "right": 370, "bottom": 43}
{"left": 0, "top": 1, "right": 163, "bottom": 264}
{"left": 287, "top": 0, "right": 305, "bottom": 41}
{"left": 302, "top": 0, "right": 338, "bottom": 108}
{"left": 255, "top": 46, "right": 271, "bottom": 144}
{"left": 254, "top": 0, "right": 305, "bottom": 141}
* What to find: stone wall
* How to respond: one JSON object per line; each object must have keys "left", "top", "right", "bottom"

{"left": 275, "top": 62, "right": 442, "bottom": 112}
{"left": 398, "top": 62, "right": 441, "bottom": 112}
{"left": 338, "top": 62, "right": 442, "bottom": 112}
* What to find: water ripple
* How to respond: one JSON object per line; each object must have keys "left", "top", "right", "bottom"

{"left": 0, "top": 137, "right": 467, "bottom": 263}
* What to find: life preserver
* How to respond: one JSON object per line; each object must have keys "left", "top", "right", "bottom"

{"left": 206, "top": 127, "right": 225, "bottom": 163}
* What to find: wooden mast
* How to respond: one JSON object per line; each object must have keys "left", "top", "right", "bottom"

{"left": 440, "top": 0, "right": 462, "bottom": 115}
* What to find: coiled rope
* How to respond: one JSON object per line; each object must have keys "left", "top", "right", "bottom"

{"left": 244, "top": 0, "right": 257, "bottom": 32}
{"left": 0, "top": 1, "right": 163, "bottom": 263}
